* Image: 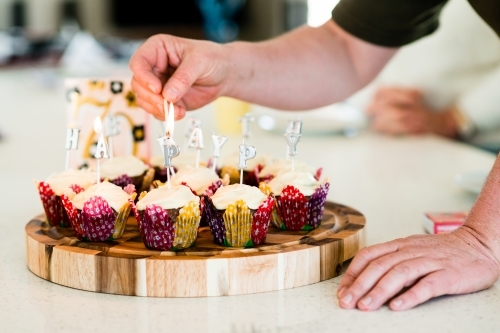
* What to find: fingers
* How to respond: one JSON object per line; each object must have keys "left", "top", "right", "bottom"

{"left": 374, "top": 87, "right": 422, "bottom": 105}
{"left": 354, "top": 258, "right": 442, "bottom": 311}
{"left": 339, "top": 252, "right": 428, "bottom": 310}
{"left": 129, "top": 37, "right": 168, "bottom": 95}
{"left": 132, "top": 76, "right": 165, "bottom": 119}
{"left": 338, "top": 240, "right": 400, "bottom": 296}
{"left": 389, "top": 270, "right": 449, "bottom": 311}
{"left": 161, "top": 55, "right": 206, "bottom": 103}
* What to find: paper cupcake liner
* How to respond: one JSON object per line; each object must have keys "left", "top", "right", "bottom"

{"left": 130, "top": 200, "right": 200, "bottom": 251}
{"left": 205, "top": 195, "right": 274, "bottom": 247}
{"left": 308, "top": 183, "right": 329, "bottom": 229}
{"left": 111, "top": 168, "right": 155, "bottom": 193}
{"left": 250, "top": 195, "right": 274, "bottom": 245}
{"left": 223, "top": 200, "right": 253, "bottom": 247}
{"left": 204, "top": 195, "right": 226, "bottom": 246}
{"left": 220, "top": 165, "right": 263, "bottom": 187}
{"left": 37, "top": 181, "right": 73, "bottom": 227}
{"left": 259, "top": 182, "right": 284, "bottom": 229}
{"left": 61, "top": 193, "right": 135, "bottom": 241}
{"left": 276, "top": 183, "right": 330, "bottom": 231}
{"left": 277, "top": 186, "right": 309, "bottom": 231}
{"left": 152, "top": 166, "right": 176, "bottom": 183}
{"left": 314, "top": 168, "right": 323, "bottom": 181}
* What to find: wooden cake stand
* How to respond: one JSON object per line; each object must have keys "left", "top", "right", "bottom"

{"left": 25, "top": 201, "right": 365, "bottom": 297}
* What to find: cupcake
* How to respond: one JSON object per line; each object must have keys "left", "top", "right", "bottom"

{"left": 204, "top": 184, "right": 275, "bottom": 247}
{"left": 257, "top": 158, "right": 322, "bottom": 183}
{"left": 60, "top": 181, "right": 136, "bottom": 241}
{"left": 169, "top": 165, "right": 229, "bottom": 196}
{"left": 35, "top": 168, "right": 97, "bottom": 227}
{"left": 130, "top": 184, "right": 201, "bottom": 251}
{"left": 260, "top": 170, "right": 330, "bottom": 231}
{"left": 100, "top": 155, "right": 154, "bottom": 192}
{"left": 219, "top": 152, "right": 270, "bottom": 186}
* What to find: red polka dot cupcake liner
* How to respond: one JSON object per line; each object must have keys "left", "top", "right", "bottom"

{"left": 36, "top": 181, "right": 85, "bottom": 227}
{"left": 275, "top": 183, "right": 330, "bottom": 231}
{"left": 60, "top": 191, "right": 136, "bottom": 241}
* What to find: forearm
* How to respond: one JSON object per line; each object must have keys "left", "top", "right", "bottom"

{"left": 462, "top": 154, "right": 500, "bottom": 263}
{"left": 223, "top": 20, "right": 398, "bottom": 110}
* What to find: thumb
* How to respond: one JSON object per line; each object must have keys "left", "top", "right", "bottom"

{"left": 162, "top": 59, "right": 202, "bottom": 102}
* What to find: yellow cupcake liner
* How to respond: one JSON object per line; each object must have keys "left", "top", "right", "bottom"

{"left": 112, "top": 192, "right": 137, "bottom": 239}
{"left": 220, "top": 165, "right": 240, "bottom": 184}
{"left": 223, "top": 199, "right": 253, "bottom": 247}
{"left": 259, "top": 182, "right": 283, "bottom": 229}
{"left": 173, "top": 201, "right": 201, "bottom": 249}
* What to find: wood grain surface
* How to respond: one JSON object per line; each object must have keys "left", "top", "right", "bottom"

{"left": 25, "top": 201, "right": 365, "bottom": 297}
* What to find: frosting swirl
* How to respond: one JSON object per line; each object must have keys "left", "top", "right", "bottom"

{"left": 71, "top": 181, "right": 130, "bottom": 211}
{"left": 210, "top": 184, "right": 267, "bottom": 210}
{"left": 136, "top": 184, "right": 200, "bottom": 210}
{"left": 46, "top": 169, "right": 97, "bottom": 196}
{"left": 267, "top": 170, "right": 320, "bottom": 196}
{"left": 171, "top": 166, "right": 220, "bottom": 195}
{"left": 100, "top": 155, "right": 149, "bottom": 179}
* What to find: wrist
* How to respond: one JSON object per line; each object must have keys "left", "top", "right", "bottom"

{"left": 449, "top": 106, "right": 477, "bottom": 141}
{"left": 220, "top": 41, "right": 252, "bottom": 99}
{"left": 429, "top": 109, "right": 459, "bottom": 139}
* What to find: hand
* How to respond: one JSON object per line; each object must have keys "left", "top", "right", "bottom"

{"left": 366, "top": 87, "right": 457, "bottom": 138}
{"left": 129, "top": 34, "right": 231, "bottom": 120}
{"left": 337, "top": 227, "right": 500, "bottom": 311}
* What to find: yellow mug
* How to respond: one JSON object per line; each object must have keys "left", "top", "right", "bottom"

{"left": 214, "top": 97, "right": 251, "bottom": 135}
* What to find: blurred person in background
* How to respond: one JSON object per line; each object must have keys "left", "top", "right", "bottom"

{"left": 349, "top": 0, "right": 500, "bottom": 152}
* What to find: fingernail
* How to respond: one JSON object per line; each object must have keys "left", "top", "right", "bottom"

{"left": 148, "top": 84, "right": 157, "bottom": 94}
{"left": 164, "top": 87, "right": 179, "bottom": 101}
{"left": 392, "top": 299, "right": 403, "bottom": 307}
{"left": 359, "top": 296, "right": 372, "bottom": 306}
{"left": 337, "top": 287, "right": 346, "bottom": 297}
{"left": 340, "top": 293, "right": 352, "bottom": 304}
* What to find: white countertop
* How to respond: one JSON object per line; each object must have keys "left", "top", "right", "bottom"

{"left": 1, "top": 68, "right": 499, "bottom": 332}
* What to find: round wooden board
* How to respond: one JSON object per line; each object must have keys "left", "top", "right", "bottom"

{"left": 26, "top": 201, "right": 365, "bottom": 297}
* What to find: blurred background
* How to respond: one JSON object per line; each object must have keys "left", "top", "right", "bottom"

{"left": 0, "top": 0, "right": 338, "bottom": 66}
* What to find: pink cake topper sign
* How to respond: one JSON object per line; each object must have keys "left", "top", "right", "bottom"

{"left": 65, "top": 78, "right": 151, "bottom": 169}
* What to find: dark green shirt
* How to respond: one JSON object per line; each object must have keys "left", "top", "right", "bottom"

{"left": 332, "top": 0, "right": 500, "bottom": 47}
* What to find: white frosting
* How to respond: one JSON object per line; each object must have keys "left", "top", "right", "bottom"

{"left": 210, "top": 184, "right": 267, "bottom": 210}
{"left": 222, "top": 152, "right": 270, "bottom": 172}
{"left": 267, "top": 171, "right": 320, "bottom": 196}
{"left": 258, "top": 158, "right": 315, "bottom": 178}
{"left": 71, "top": 181, "right": 130, "bottom": 211}
{"left": 45, "top": 169, "right": 97, "bottom": 196}
{"left": 136, "top": 184, "right": 200, "bottom": 210}
{"left": 171, "top": 166, "right": 220, "bottom": 195}
{"left": 100, "top": 155, "right": 149, "bottom": 179}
